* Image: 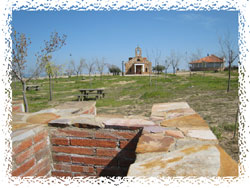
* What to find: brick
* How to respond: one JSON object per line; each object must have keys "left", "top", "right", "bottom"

{"left": 34, "top": 139, "right": 47, "bottom": 153}
{"left": 13, "top": 138, "right": 33, "bottom": 155}
{"left": 15, "top": 147, "right": 34, "bottom": 165}
{"left": 96, "top": 148, "right": 120, "bottom": 157}
{"left": 71, "top": 165, "right": 95, "bottom": 173}
{"left": 57, "top": 129, "right": 93, "bottom": 138}
{"left": 22, "top": 158, "right": 50, "bottom": 176}
{"left": 95, "top": 132, "right": 118, "bottom": 140}
{"left": 53, "top": 164, "right": 71, "bottom": 171}
{"left": 71, "top": 139, "right": 117, "bottom": 148}
{"left": 35, "top": 147, "right": 50, "bottom": 161}
{"left": 119, "top": 140, "right": 137, "bottom": 150}
{"left": 52, "top": 146, "right": 94, "bottom": 155}
{"left": 12, "top": 158, "right": 35, "bottom": 176}
{"left": 34, "top": 130, "right": 48, "bottom": 143}
{"left": 114, "top": 131, "right": 136, "bottom": 139}
{"left": 36, "top": 163, "right": 51, "bottom": 176}
{"left": 51, "top": 137, "right": 69, "bottom": 146}
{"left": 53, "top": 154, "right": 71, "bottom": 162}
{"left": 52, "top": 171, "right": 72, "bottom": 177}
{"left": 72, "top": 156, "right": 117, "bottom": 166}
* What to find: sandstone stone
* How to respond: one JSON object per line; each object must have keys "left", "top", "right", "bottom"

{"left": 142, "top": 126, "right": 170, "bottom": 134}
{"left": 216, "top": 145, "right": 238, "bottom": 176}
{"left": 151, "top": 102, "right": 190, "bottom": 119}
{"left": 168, "top": 137, "right": 219, "bottom": 152}
{"left": 12, "top": 123, "right": 32, "bottom": 131}
{"left": 26, "top": 113, "right": 60, "bottom": 124}
{"left": 165, "top": 130, "right": 184, "bottom": 138}
{"left": 186, "top": 129, "right": 217, "bottom": 140}
{"left": 48, "top": 118, "right": 71, "bottom": 127}
{"left": 103, "top": 118, "right": 157, "bottom": 129}
{"left": 160, "top": 114, "right": 210, "bottom": 133}
{"left": 164, "top": 108, "right": 196, "bottom": 120}
{"left": 128, "top": 144, "right": 221, "bottom": 176}
{"left": 71, "top": 116, "right": 104, "bottom": 128}
{"left": 136, "top": 133, "right": 175, "bottom": 153}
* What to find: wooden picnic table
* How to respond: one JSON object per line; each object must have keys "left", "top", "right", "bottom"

{"left": 77, "top": 88, "right": 105, "bottom": 101}
{"left": 26, "top": 85, "right": 40, "bottom": 91}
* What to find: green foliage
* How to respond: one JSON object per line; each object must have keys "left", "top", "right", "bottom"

{"left": 108, "top": 65, "right": 121, "bottom": 75}
{"left": 153, "top": 65, "right": 165, "bottom": 74}
{"left": 211, "top": 126, "right": 222, "bottom": 140}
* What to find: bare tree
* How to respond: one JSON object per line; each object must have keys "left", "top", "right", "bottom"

{"left": 169, "top": 50, "right": 181, "bottom": 75}
{"left": 95, "top": 57, "right": 106, "bottom": 79}
{"left": 146, "top": 49, "right": 161, "bottom": 86}
{"left": 45, "top": 58, "right": 56, "bottom": 101}
{"left": 69, "top": 60, "right": 76, "bottom": 76}
{"left": 84, "top": 60, "right": 95, "bottom": 77}
{"left": 76, "top": 58, "right": 85, "bottom": 77}
{"left": 164, "top": 59, "right": 171, "bottom": 79}
{"left": 219, "top": 33, "right": 238, "bottom": 92}
{"left": 188, "top": 48, "right": 203, "bottom": 76}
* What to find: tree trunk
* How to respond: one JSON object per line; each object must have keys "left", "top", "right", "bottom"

{"left": 227, "top": 61, "right": 231, "bottom": 92}
{"left": 49, "top": 74, "right": 52, "bottom": 101}
{"left": 22, "top": 82, "right": 29, "bottom": 112}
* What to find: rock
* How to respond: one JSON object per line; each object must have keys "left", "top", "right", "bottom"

{"left": 186, "top": 129, "right": 217, "bottom": 140}
{"left": 151, "top": 102, "right": 190, "bottom": 119}
{"left": 164, "top": 108, "right": 196, "bottom": 120}
{"left": 136, "top": 133, "right": 175, "bottom": 154}
{"left": 143, "top": 126, "right": 170, "bottom": 134}
{"left": 26, "top": 113, "right": 60, "bottom": 124}
{"left": 128, "top": 144, "right": 221, "bottom": 176}
{"left": 103, "top": 118, "right": 157, "bottom": 130}
{"left": 48, "top": 118, "right": 71, "bottom": 128}
{"left": 71, "top": 116, "right": 104, "bottom": 128}
{"left": 165, "top": 130, "right": 184, "bottom": 138}
{"left": 160, "top": 114, "right": 210, "bottom": 133}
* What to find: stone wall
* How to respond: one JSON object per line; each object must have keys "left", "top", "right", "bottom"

{"left": 50, "top": 127, "right": 142, "bottom": 176}
{"left": 12, "top": 125, "right": 51, "bottom": 176}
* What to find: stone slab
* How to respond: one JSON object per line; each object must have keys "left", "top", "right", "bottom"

{"left": 160, "top": 114, "right": 210, "bottom": 133}
{"left": 151, "top": 102, "right": 190, "bottom": 119}
{"left": 136, "top": 133, "right": 175, "bottom": 154}
{"left": 165, "top": 130, "right": 184, "bottom": 139}
{"left": 103, "top": 118, "right": 157, "bottom": 129}
{"left": 26, "top": 113, "right": 60, "bottom": 124}
{"left": 128, "top": 144, "right": 221, "bottom": 176}
{"left": 186, "top": 129, "right": 217, "bottom": 140}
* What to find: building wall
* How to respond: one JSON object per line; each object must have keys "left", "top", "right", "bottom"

{"left": 190, "top": 62, "right": 225, "bottom": 71}
{"left": 125, "top": 57, "right": 152, "bottom": 75}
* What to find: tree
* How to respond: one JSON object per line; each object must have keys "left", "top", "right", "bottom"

{"left": 219, "top": 33, "right": 238, "bottom": 92}
{"left": 12, "top": 30, "right": 37, "bottom": 112}
{"left": 39, "top": 31, "right": 67, "bottom": 101}
{"left": 44, "top": 58, "right": 56, "bottom": 101}
{"left": 169, "top": 50, "right": 181, "bottom": 75}
{"left": 153, "top": 65, "right": 165, "bottom": 74}
{"left": 188, "top": 48, "right": 203, "bottom": 76}
{"left": 95, "top": 57, "right": 106, "bottom": 79}
{"left": 69, "top": 60, "right": 76, "bottom": 76}
{"left": 84, "top": 60, "right": 95, "bottom": 77}
{"left": 108, "top": 65, "right": 121, "bottom": 75}
{"left": 76, "top": 58, "right": 85, "bottom": 77}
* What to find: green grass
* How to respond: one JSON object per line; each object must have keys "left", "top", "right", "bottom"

{"left": 11, "top": 71, "right": 238, "bottom": 114}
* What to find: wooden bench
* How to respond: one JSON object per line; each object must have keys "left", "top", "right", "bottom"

{"left": 26, "top": 85, "right": 40, "bottom": 91}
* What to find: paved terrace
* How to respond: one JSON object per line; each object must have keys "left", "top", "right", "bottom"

{"left": 11, "top": 101, "right": 237, "bottom": 177}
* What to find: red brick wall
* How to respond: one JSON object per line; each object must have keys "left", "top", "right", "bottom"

{"left": 50, "top": 127, "right": 142, "bottom": 177}
{"left": 12, "top": 126, "right": 51, "bottom": 176}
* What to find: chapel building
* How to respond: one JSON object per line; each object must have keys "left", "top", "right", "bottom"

{"left": 125, "top": 46, "right": 152, "bottom": 75}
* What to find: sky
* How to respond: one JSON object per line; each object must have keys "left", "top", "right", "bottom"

{"left": 12, "top": 10, "right": 239, "bottom": 74}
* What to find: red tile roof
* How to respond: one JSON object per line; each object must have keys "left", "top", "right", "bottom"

{"left": 189, "top": 55, "right": 224, "bottom": 64}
